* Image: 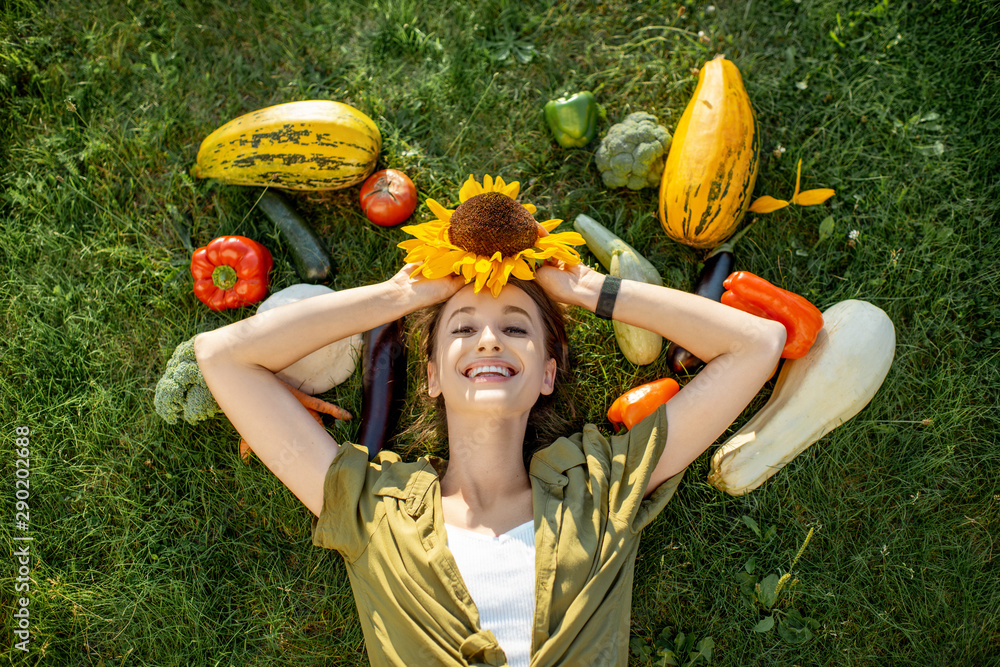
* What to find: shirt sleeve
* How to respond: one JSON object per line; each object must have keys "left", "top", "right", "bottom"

{"left": 311, "top": 442, "right": 380, "bottom": 561}
{"left": 586, "top": 403, "right": 684, "bottom": 533}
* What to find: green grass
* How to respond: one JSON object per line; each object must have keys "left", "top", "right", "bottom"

{"left": 2, "top": 0, "right": 998, "bottom": 664}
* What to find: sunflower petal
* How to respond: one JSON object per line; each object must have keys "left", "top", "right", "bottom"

{"left": 399, "top": 223, "right": 428, "bottom": 237}
{"left": 551, "top": 248, "right": 582, "bottom": 264}
{"left": 460, "top": 257, "right": 478, "bottom": 282}
{"left": 402, "top": 220, "right": 446, "bottom": 241}
{"left": 500, "top": 256, "right": 517, "bottom": 281}
{"left": 540, "top": 218, "right": 561, "bottom": 232}
{"left": 749, "top": 196, "right": 790, "bottom": 213}
{"left": 793, "top": 158, "right": 803, "bottom": 199}
{"left": 475, "top": 257, "right": 493, "bottom": 274}
{"left": 397, "top": 239, "right": 424, "bottom": 251}
{"left": 426, "top": 198, "right": 453, "bottom": 223}
{"left": 503, "top": 180, "right": 520, "bottom": 200}
{"left": 474, "top": 263, "right": 492, "bottom": 292}
{"left": 793, "top": 188, "right": 836, "bottom": 206}
{"left": 523, "top": 203, "right": 537, "bottom": 215}
{"left": 437, "top": 229, "right": 458, "bottom": 245}
{"left": 400, "top": 242, "right": 444, "bottom": 263}
{"left": 489, "top": 279, "right": 504, "bottom": 298}
{"left": 530, "top": 246, "right": 566, "bottom": 261}
{"left": 544, "top": 230, "right": 584, "bottom": 246}
{"left": 401, "top": 247, "right": 432, "bottom": 263}
{"left": 423, "top": 250, "right": 467, "bottom": 278}
{"left": 511, "top": 257, "right": 535, "bottom": 280}
{"left": 482, "top": 174, "right": 494, "bottom": 192}
{"left": 459, "top": 175, "right": 484, "bottom": 202}
{"left": 488, "top": 260, "right": 515, "bottom": 297}
{"left": 551, "top": 243, "right": 583, "bottom": 261}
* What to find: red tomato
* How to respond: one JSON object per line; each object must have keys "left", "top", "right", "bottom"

{"left": 359, "top": 169, "right": 417, "bottom": 226}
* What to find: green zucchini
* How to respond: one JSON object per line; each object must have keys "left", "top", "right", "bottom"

{"left": 610, "top": 249, "right": 663, "bottom": 365}
{"left": 573, "top": 213, "right": 662, "bottom": 285}
{"left": 257, "top": 190, "right": 333, "bottom": 283}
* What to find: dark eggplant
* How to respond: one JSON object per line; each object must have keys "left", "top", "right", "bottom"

{"left": 358, "top": 318, "right": 407, "bottom": 460}
{"left": 257, "top": 190, "right": 333, "bottom": 283}
{"left": 667, "top": 223, "right": 753, "bottom": 374}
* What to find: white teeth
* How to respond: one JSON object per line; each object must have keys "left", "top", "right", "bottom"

{"left": 468, "top": 365, "right": 512, "bottom": 378}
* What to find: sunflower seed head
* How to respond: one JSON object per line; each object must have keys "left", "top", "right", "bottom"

{"left": 448, "top": 192, "right": 538, "bottom": 257}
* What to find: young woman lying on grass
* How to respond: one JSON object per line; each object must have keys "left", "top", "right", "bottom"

{"left": 194, "top": 176, "right": 785, "bottom": 667}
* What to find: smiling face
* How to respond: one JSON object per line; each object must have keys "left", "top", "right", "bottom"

{"left": 427, "top": 283, "right": 557, "bottom": 418}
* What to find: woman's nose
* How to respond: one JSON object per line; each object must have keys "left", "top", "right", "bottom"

{"left": 476, "top": 325, "right": 503, "bottom": 352}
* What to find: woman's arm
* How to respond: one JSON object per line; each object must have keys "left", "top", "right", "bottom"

{"left": 195, "top": 267, "right": 462, "bottom": 516}
{"left": 535, "top": 262, "right": 785, "bottom": 496}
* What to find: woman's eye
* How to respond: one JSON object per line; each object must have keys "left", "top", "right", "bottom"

{"left": 450, "top": 323, "right": 527, "bottom": 336}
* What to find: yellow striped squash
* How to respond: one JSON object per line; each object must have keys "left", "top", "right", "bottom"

{"left": 658, "top": 55, "right": 759, "bottom": 249}
{"left": 192, "top": 100, "right": 381, "bottom": 191}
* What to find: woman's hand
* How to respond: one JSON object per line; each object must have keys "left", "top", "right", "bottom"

{"left": 388, "top": 263, "right": 465, "bottom": 311}
{"left": 535, "top": 260, "right": 606, "bottom": 311}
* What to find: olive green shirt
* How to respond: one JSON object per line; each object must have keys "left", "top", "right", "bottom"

{"left": 312, "top": 405, "right": 682, "bottom": 666}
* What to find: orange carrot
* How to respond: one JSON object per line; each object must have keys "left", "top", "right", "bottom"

{"left": 279, "top": 379, "right": 353, "bottom": 420}
{"left": 239, "top": 384, "right": 352, "bottom": 462}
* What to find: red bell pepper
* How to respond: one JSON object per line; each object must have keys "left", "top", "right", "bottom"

{"left": 191, "top": 235, "right": 273, "bottom": 310}
{"left": 721, "top": 271, "right": 823, "bottom": 359}
{"left": 607, "top": 378, "right": 680, "bottom": 431}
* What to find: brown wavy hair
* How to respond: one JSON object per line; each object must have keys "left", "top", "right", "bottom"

{"left": 400, "top": 277, "right": 576, "bottom": 468}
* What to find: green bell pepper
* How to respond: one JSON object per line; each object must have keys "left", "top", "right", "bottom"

{"left": 544, "top": 91, "right": 598, "bottom": 148}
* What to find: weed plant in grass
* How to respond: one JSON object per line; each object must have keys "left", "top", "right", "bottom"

{"left": 2, "top": 0, "right": 998, "bottom": 665}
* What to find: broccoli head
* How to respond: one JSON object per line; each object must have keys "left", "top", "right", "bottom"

{"left": 154, "top": 335, "right": 221, "bottom": 425}
{"left": 594, "top": 112, "right": 672, "bottom": 190}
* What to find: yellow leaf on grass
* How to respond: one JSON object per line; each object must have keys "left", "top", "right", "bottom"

{"left": 790, "top": 159, "right": 835, "bottom": 206}
{"left": 749, "top": 196, "right": 790, "bottom": 213}
{"left": 793, "top": 188, "right": 836, "bottom": 206}
{"left": 749, "top": 158, "right": 834, "bottom": 213}
{"left": 792, "top": 159, "right": 804, "bottom": 200}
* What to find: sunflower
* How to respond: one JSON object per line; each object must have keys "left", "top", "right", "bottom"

{"left": 398, "top": 174, "right": 585, "bottom": 297}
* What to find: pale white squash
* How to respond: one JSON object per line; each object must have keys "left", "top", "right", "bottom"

{"left": 256, "top": 284, "right": 362, "bottom": 394}
{"left": 708, "top": 299, "right": 895, "bottom": 495}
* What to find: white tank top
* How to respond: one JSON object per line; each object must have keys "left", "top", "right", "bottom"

{"left": 444, "top": 520, "right": 535, "bottom": 667}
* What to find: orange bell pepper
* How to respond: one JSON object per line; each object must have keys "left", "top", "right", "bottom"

{"left": 607, "top": 378, "right": 680, "bottom": 431}
{"left": 721, "top": 271, "right": 823, "bottom": 359}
